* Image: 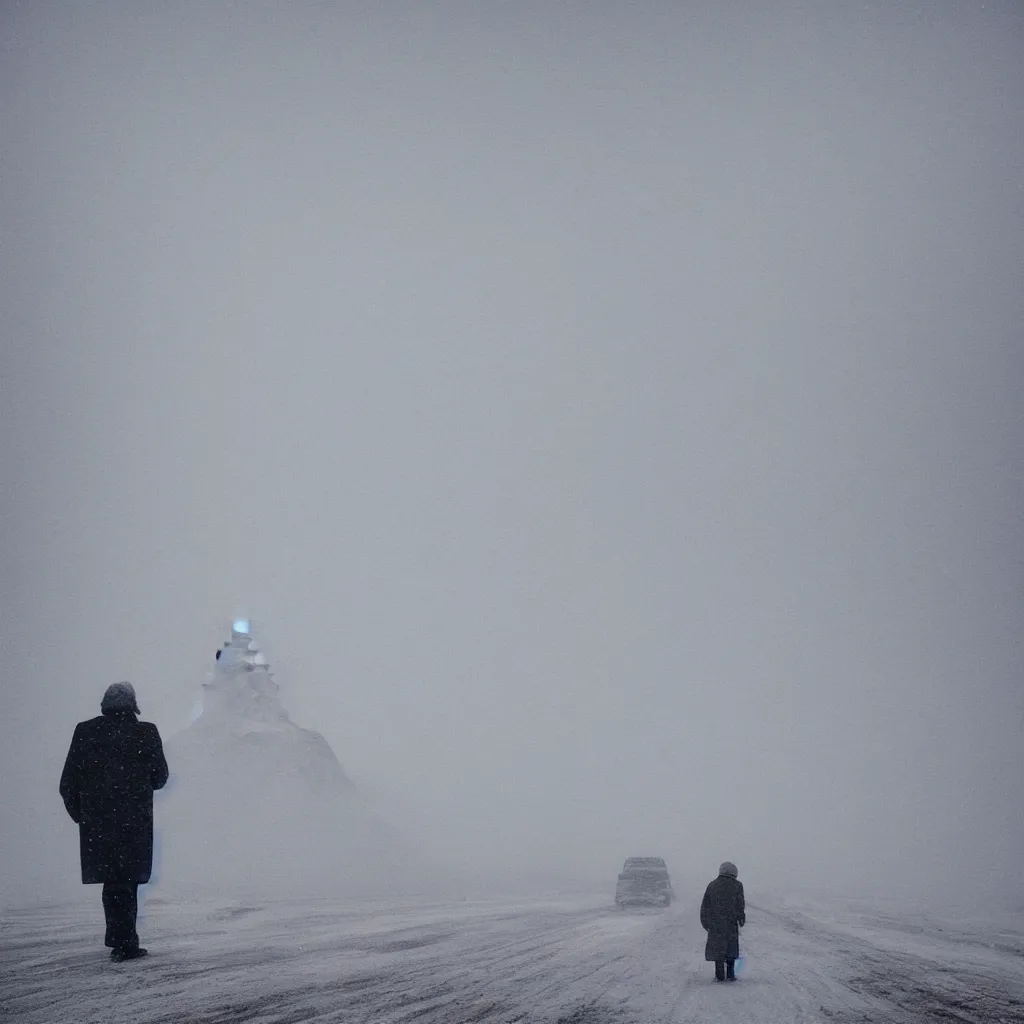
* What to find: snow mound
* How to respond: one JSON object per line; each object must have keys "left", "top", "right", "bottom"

{"left": 157, "top": 626, "right": 416, "bottom": 899}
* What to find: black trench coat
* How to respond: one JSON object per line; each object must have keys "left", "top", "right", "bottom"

{"left": 700, "top": 874, "right": 745, "bottom": 961}
{"left": 59, "top": 712, "right": 169, "bottom": 884}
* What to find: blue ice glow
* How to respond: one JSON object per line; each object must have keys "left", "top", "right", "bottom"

{"left": 233, "top": 619, "right": 251, "bottom": 634}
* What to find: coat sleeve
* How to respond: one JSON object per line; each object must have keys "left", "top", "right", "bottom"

{"left": 700, "top": 885, "right": 710, "bottom": 930}
{"left": 146, "top": 723, "right": 169, "bottom": 790}
{"left": 58, "top": 724, "right": 85, "bottom": 823}
{"left": 737, "top": 881, "right": 745, "bottom": 927}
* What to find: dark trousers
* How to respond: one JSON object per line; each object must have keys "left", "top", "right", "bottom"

{"left": 102, "top": 883, "right": 139, "bottom": 950}
{"left": 714, "top": 958, "right": 736, "bottom": 981}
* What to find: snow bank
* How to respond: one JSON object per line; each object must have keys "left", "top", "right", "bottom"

{"left": 156, "top": 628, "right": 429, "bottom": 899}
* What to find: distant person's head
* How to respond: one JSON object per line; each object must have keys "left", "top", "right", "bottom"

{"left": 101, "top": 681, "right": 140, "bottom": 715}
{"left": 718, "top": 861, "right": 738, "bottom": 878}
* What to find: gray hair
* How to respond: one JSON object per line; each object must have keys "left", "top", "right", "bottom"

{"left": 101, "top": 681, "right": 140, "bottom": 714}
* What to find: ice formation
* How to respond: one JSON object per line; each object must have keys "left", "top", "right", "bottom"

{"left": 157, "top": 621, "right": 413, "bottom": 898}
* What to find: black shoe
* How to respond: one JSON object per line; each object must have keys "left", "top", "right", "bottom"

{"left": 111, "top": 946, "right": 148, "bottom": 962}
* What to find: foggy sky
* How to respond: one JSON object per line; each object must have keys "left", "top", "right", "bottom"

{"left": 2, "top": 1, "right": 1022, "bottom": 906}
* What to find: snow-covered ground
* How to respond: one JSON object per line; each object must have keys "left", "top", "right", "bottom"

{"left": 2, "top": 890, "right": 1023, "bottom": 1023}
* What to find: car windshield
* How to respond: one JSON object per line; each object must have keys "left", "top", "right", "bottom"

{"left": 624, "top": 858, "right": 665, "bottom": 871}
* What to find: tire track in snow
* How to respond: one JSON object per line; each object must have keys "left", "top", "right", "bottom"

{"left": 4, "top": 895, "right": 1023, "bottom": 1023}
{"left": 753, "top": 903, "right": 1024, "bottom": 1024}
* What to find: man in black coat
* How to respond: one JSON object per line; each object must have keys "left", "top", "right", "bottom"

{"left": 59, "top": 682, "right": 169, "bottom": 961}
{"left": 700, "top": 861, "right": 745, "bottom": 981}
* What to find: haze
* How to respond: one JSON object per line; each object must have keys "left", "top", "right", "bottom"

{"left": 2, "top": 1, "right": 1021, "bottom": 910}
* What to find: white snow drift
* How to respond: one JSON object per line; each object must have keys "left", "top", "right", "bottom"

{"left": 157, "top": 624, "right": 420, "bottom": 898}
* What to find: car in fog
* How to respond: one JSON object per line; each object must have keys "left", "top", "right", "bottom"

{"left": 614, "top": 856, "right": 673, "bottom": 907}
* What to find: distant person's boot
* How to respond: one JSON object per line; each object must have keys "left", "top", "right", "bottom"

{"left": 726, "top": 959, "right": 736, "bottom": 981}
{"left": 110, "top": 945, "right": 148, "bottom": 962}
{"left": 715, "top": 960, "right": 725, "bottom": 982}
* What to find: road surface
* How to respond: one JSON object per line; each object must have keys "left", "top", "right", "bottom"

{"left": 2, "top": 891, "right": 1022, "bottom": 1022}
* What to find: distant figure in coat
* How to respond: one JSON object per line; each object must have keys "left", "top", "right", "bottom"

{"left": 59, "top": 683, "right": 169, "bottom": 961}
{"left": 700, "top": 861, "right": 745, "bottom": 981}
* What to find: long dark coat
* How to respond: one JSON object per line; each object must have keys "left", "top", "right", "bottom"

{"left": 59, "top": 712, "right": 169, "bottom": 884}
{"left": 700, "top": 874, "right": 745, "bottom": 961}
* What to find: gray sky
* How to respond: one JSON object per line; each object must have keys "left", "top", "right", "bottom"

{"left": 2, "top": 1, "right": 1022, "bottom": 905}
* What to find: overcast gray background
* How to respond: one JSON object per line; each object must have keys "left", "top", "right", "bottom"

{"left": 2, "top": 1, "right": 1022, "bottom": 907}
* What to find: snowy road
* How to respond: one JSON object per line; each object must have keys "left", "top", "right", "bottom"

{"left": 2, "top": 891, "right": 1023, "bottom": 1023}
